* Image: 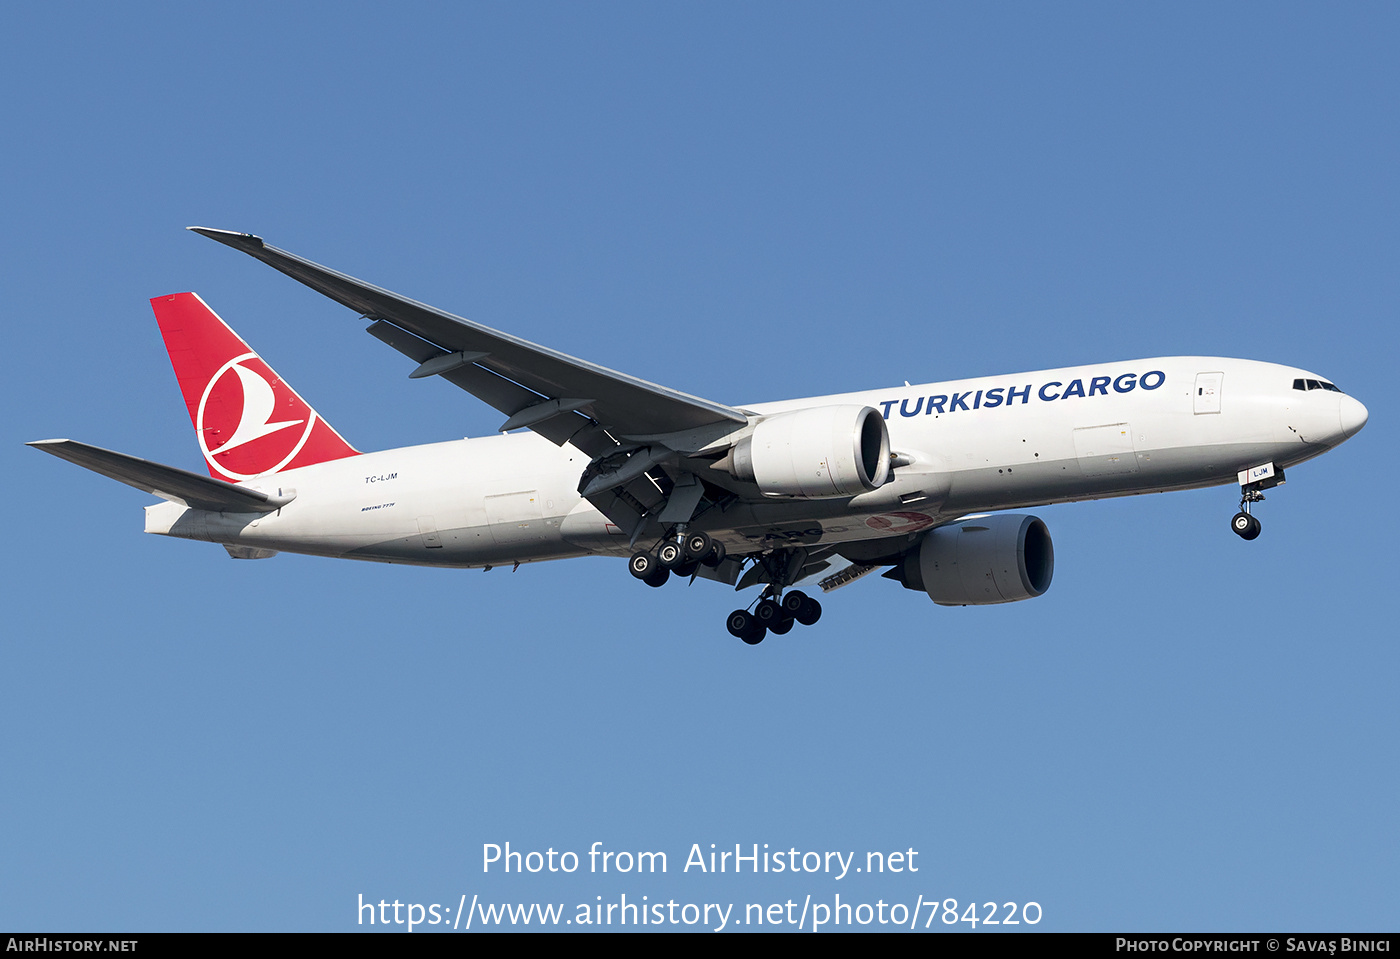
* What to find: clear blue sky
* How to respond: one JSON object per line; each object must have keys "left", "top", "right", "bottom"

{"left": 3, "top": 2, "right": 1396, "bottom": 932}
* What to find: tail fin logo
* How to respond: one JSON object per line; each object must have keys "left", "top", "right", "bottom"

{"left": 152, "top": 292, "right": 360, "bottom": 481}
{"left": 196, "top": 353, "right": 319, "bottom": 481}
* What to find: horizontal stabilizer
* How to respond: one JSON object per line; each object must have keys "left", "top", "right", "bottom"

{"left": 27, "top": 439, "right": 292, "bottom": 513}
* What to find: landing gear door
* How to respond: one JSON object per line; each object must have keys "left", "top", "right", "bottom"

{"left": 1194, "top": 371, "right": 1223, "bottom": 414}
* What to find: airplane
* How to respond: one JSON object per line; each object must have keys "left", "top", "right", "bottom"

{"left": 29, "top": 227, "right": 1369, "bottom": 644}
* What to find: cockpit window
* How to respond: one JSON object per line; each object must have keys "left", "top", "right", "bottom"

{"left": 1292, "top": 378, "right": 1344, "bottom": 393}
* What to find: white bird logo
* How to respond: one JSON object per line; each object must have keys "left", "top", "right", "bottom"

{"left": 208, "top": 361, "right": 304, "bottom": 455}
{"left": 196, "top": 352, "right": 317, "bottom": 480}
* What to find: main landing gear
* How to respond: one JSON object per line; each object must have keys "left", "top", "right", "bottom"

{"left": 628, "top": 529, "right": 726, "bottom": 588}
{"left": 629, "top": 534, "right": 824, "bottom": 644}
{"left": 725, "top": 589, "right": 822, "bottom": 645}
{"left": 1230, "top": 463, "right": 1285, "bottom": 541}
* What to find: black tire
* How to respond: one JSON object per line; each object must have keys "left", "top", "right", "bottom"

{"left": 1231, "top": 512, "right": 1261, "bottom": 540}
{"left": 675, "top": 560, "right": 699, "bottom": 578}
{"left": 643, "top": 567, "right": 670, "bottom": 588}
{"left": 755, "top": 598, "right": 783, "bottom": 626}
{"left": 782, "top": 590, "right": 809, "bottom": 616}
{"left": 769, "top": 617, "right": 794, "bottom": 635}
{"left": 1242, "top": 515, "right": 1262, "bottom": 541}
{"left": 629, "top": 552, "right": 656, "bottom": 580}
{"left": 795, "top": 598, "right": 822, "bottom": 626}
{"left": 728, "top": 609, "right": 765, "bottom": 644}
{"left": 684, "top": 531, "right": 712, "bottom": 561}
{"left": 702, "top": 540, "right": 727, "bottom": 568}
{"left": 657, "top": 541, "right": 684, "bottom": 568}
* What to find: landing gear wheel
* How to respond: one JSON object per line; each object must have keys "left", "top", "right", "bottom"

{"left": 726, "top": 610, "right": 765, "bottom": 645}
{"left": 769, "top": 617, "right": 795, "bottom": 635}
{"left": 657, "top": 542, "right": 684, "bottom": 568}
{"left": 643, "top": 567, "right": 671, "bottom": 588}
{"left": 628, "top": 552, "right": 656, "bottom": 580}
{"left": 755, "top": 598, "right": 784, "bottom": 628}
{"left": 782, "top": 591, "right": 809, "bottom": 616}
{"left": 1233, "top": 482, "right": 1269, "bottom": 541}
{"left": 702, "top": 541, "right": 727, "bottom": 568}
{"left": 1231, "top": 511, "right": 1262, "bottom": 540}
{"left": 781, "top": 590, "right": 822, "bottom": 626}
{"left": 684, "top": 531, "right": 712, "bottom": 561}
{"left": 675, "top": 559, "right": 699, "bottom": 578}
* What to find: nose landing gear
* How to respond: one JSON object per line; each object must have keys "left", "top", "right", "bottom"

{"left": 1231, "top": 506, "right": 1262, "bottom": 541}
{"left": 1231, "top": 463, "right": 1285, "bottom": 541}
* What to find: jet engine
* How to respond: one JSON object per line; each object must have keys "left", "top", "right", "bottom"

{"left": 890, "top": 514, "right": 1054, "bottom": 605}
{"left": 729, "top": 405, "right": 891, "bottom": 498}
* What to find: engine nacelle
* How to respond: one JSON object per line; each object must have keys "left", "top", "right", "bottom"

{"left": 731, "top": 405, "right": 891, "bottom": 498}
{"left": 894, "top": 514, "right": 1054, "bottom": 605}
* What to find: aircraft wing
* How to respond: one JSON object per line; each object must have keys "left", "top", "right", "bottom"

{"left": 190, "top": 228, "right": 747, "bottom": 456}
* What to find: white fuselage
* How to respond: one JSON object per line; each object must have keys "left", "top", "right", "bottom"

{"left": 144, "top": 357, "right": 1366, "bottom": 566}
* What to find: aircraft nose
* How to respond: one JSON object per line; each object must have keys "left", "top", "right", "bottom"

{"left": 1340, "top": 394, "right": 1368, "bottom": 439}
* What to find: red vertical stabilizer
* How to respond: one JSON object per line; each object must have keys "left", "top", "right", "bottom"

{"left": 151, "top": 292, "right": 359, "bottom": 481}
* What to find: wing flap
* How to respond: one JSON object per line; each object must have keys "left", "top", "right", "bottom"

{"left": 364, "top": 318, "right": 612, "bottom": 453}
{"left": 28, "top": 439, "right": 289, "bottom": 513}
